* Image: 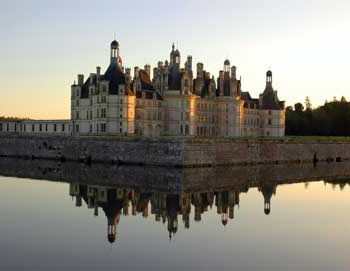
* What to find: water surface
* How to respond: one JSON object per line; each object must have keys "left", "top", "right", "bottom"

{"left": 0, "top": 160, "right": 349, "bottom": 270}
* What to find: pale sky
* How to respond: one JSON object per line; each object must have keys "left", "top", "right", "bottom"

{"left": 1, "top": 0, "right": 349, "bottom": 119}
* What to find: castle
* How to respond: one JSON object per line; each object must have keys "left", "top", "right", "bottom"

{"left": 0, "top": 39, "right": 285, "bottom": 137}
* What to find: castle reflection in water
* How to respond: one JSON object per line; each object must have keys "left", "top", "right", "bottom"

{"left": 69, "top": 182, "right": 276, "bottom": 243}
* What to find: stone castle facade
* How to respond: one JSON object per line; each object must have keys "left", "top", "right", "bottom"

{"left": 0, "top": 39, "right": 285, "bottom": 137}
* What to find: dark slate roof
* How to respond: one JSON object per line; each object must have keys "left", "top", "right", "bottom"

{"left": 262, "top": 84, "right": 281, "bottom": 110}
{"left": 241, "top": 91, "right": 259, "bottom": 109}
{"left": 104, "top": 62, "right": 126, "bottom": 95}
{"left": 111, "top": 40, "right": 119, "bottom": 48}
{"left": 80, "top": 63, "right": 134, "bottom": 98}
{"left": 168, "top": 65, "right": 182, "bottom": 90}
{"left": 81, "top": 79, "right": 91, "bottom": 98}
{"left": 241, "top": 91, "right": 252, "bottom": 101}
{"left": 224, "top": 59, "right": 230, "bottom": 65}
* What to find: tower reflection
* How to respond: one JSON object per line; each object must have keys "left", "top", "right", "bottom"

{"left": 69, "top": 183, "right": 254, "bottom": 243}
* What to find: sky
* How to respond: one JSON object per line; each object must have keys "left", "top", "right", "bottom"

{"left": 0, "top": 0, "right": 349, "bottom": 119}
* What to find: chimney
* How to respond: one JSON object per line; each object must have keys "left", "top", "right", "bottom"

{"left": 77, "top": 74, "right": 84, "bottom": 86}
{"left": 144, "top": 64, "right": 151, "bottom": 78}
{"left": 231, "top": 66, "right": 236, "bottom": 79}
{"left": 125, "top": 68, "right": 131, "bottom": 84}
{"left": 96, "top": 67, "right": 101, "bottom": 81}
{"left": 187, "top": 56, "right": 192, "bottom": 70}
{"left": 197, "top": 63, "right": 204, "bottom": 78}
{"left": 90, "top": 73, "right": 95, "bottom": 84}
{"left": 134, "top": 66, "right": 140, "bottom": 78}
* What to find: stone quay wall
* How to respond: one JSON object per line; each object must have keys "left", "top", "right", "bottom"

{"left": 0, "top": 134, "right": 350, "bottom": 167}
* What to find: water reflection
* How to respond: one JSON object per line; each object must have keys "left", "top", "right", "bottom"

{"left": 70, "top": 183, "right": 243, "bottom": 242}
{"left": 1, "top": 157, "right": 350, "bottom": 270}
{"left": 66, "top": 178, "right": 350, "bottom": 243}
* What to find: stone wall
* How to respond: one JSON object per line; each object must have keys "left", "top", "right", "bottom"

{"left": 0, "top": 134, "right": 184, "bottom": 166}
{"left": 0, "top": 134, "right": 350, "bottom": 167}
{"left": 183, "top": 138, "right": 350, "bottom": 166}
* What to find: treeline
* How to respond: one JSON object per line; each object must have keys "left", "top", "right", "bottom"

{"left": 286, "top": 97, "right": 350, "bottom": 136}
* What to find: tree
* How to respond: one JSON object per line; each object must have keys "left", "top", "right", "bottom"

{"left": 294, "top": 103, "right": 304, "bottom": 112}
{"left": 305, "top": 96, "right": 312, "bottom": 112}
{"left": 286, "top": 98, "right": 350, "bottom": 136}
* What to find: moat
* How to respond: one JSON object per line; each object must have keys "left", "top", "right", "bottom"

{"left": 0, "top": 158, "right": 350, "bottom": 270}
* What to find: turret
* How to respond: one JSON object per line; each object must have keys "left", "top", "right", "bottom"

{"left": 110, "top": 39, "right": 122, "bottom": 66}
{"left": 266, "top": 70, "right": 272, "bottom": 84}
{"left": 224, "top": 59, "right": 230, "bottom": 73}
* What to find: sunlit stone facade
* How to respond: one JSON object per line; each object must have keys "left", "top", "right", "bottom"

{"left": 0, "top": 39, "right": 285, "bottom": 137}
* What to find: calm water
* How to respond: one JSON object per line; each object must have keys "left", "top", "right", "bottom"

{"left": 0, "top": 160, "right": 350, "bottom": 270}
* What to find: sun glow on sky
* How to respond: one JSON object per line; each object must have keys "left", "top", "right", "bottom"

{"left": 1, "top": 0, "right": 349, "bottom": 119}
